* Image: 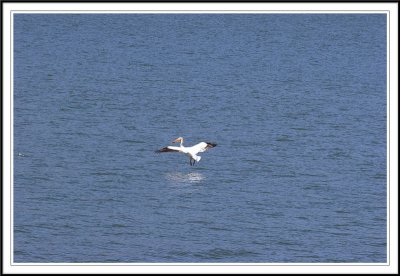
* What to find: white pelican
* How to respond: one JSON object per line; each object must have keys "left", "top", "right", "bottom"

{"left": 155, "top": 137, "right": 217, "bottom": 166}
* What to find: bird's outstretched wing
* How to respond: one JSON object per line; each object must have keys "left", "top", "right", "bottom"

{"left": 189, "top": 142, "right": 217, "bottom": 154}
{"left": 155, "top": 146, "right": 182, "bottom": 153}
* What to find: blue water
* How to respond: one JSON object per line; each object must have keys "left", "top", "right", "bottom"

{"left": 13, "top": 14, "right": 387, "bottom": 263}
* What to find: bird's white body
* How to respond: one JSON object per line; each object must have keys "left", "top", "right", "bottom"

{"left": 156, "top": 137, "right": 216, "bottom": 166}
{"left": 167, "top": 142, "right": 209, "bottom": 161}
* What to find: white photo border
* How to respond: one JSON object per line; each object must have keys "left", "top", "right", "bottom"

{"left": 2, "top": 2, "right": 398, "bottom": 274}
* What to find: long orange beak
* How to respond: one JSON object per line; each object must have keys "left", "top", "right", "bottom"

{"left": 172, "top": 138, "right": 180, "bottom": 143}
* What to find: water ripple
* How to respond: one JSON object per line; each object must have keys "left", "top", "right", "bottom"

{"left": 165, "top": 172, "right": 205, "bottom": 184}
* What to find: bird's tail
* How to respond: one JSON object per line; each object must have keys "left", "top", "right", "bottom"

{"left": 195, "top": 156, "right": 201, "bottom": 162}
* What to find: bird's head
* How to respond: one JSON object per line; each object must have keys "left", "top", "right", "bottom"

{"left": 172, "top": 137, "right": 183, "bottom": 144}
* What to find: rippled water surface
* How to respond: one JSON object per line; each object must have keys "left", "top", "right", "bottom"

{"left": 13, "top": 14, "right": 387, "bottom": 262}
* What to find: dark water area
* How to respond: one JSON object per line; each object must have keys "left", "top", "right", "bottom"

{"left": 13, "top": 14, "right": 387, "bottom": 262}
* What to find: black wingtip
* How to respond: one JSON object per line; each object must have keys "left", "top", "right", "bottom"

{"left": 206, "top": 142, "right": 217, "bottom": 148}
{"left": 155, "top": 147, "right": 175, "bottom": 153}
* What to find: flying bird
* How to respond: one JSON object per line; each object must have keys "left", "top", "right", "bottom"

{"left": 155, "top": 137, "right": 217, "bottom": 166}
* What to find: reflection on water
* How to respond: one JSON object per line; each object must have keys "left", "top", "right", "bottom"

{"left": 165, "top": 172, "right": 205, "bottom": 183}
